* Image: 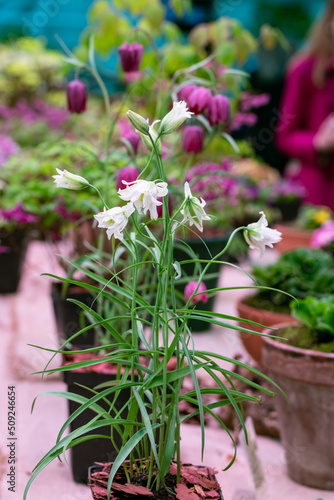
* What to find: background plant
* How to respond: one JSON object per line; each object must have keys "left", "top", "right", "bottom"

{"left": 249, "top": 247, "right": 334, "bottom": 312}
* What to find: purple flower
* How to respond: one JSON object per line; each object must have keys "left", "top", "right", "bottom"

{"left": 271, "top": 179, "right": 306, "bottom": 200}
{"left": 240, "top": 91, "right": 270, "bottom": 111}
{"left": 182, "top": 126, "right": 204, "bottom": 154}
{"left": 0, "top": 203, "right": 38, "bottom": 224}
{"left": 67, "top": 80, "right": 87, "bottom": 114}
{"left": 118, "top": 42, "right": 143, "bottom": 73}
{"left": 184, "top": 281, "right": 208, "bottom": 304}
{"left": 0, "top": 135, "right": 19, "bottom": 167}
{"left": 230, "top": 112, "right": 258, "bottom": 131}
{"left": 187, "top": 86, "right": 212, "bottom": 115}
{"left": 0, "top": 100, "right": 69, "bottom": 130}
{"left": 310, "top": 221, "right": 334, "bottom": 249}
{"left": 55, "top": 199, "right": 81, "bottom": 222}
{"left": 116, "top": 166, "right": 140, "bottom": 191}
{"left": 206, "top": 95, "right": 230, "bottom": 125}
{"left": 123, "top": 130, "right": 140, "bottom": 154}
{"left": 177, "top": 84, "right": 198, "bottom": 102}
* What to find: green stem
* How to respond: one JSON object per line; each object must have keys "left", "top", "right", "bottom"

{"left": 185, "top": 226, "right": 246, "bottom": 308}
{"left": 88, "top": 184, "right": 109, "bottom": 209}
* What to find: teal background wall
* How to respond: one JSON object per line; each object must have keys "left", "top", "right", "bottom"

{"left": 0, "top": 0, "right": 327, "bottom": 50}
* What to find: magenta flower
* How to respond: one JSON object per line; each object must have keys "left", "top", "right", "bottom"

{"left": 118, "top": 42, "right": 143, "bottom": 73}
{"left": 67, "top": 80, "right": 87, "bottom": 114}
{"left": 177, "top": 84, "right": 198, "bottom": 102}
{"left": 116, "top": 166, "right": 140, "bottom": 191}
{"left": 240, "top": 91, "right": 270, "bottom": 111}
{"left": 182, "top": 126, "right": 204, "bottom": 154}
{"left": 187, "top": 86, "right": 212, "bottom": 115}
{"left": 206, "top": 95, "right": 230, "bottom": 125}
{"left": 0, "top": 135, "right": 19, "bottom": 167}
{"left": 156, "top": 194, "right": 173, "bottom": 218}
{"left": 184, "top": 281, "right": 208, "bottom": 305}
{"left": 0, "top": 203, "right": 37, "bottom": 224}
{"left": 310, "top": 221, "right": 334, "bottom": 249}
{"left": 123, "top": 130, "right": 140, "bottom": 154}
{"left": 229, "top": 112, "right": 258, "bottom": 131}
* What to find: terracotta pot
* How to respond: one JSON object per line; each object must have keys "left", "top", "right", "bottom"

{"left": 237, "top": 298, "right": 293, "bottom": 365}
{"left": 262, "top": 325, "right": 334, "bottom": 490}
{"left": 274, "top": 223, "right": 313, "bottom": 254}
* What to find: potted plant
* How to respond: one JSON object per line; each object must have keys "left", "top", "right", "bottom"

{"left": 23, "top": 95, "right": 284, "bottom": 499}
{"left": 0, "top": 203, "right": 38, "bottom": 293}
{"left": 274, "top": 203, "right": 333, "bottom": 253}
{"left": 237, "top": 247, "right": 334, "bottom": 364}
{"left": 264, "top": 178, "right": 306, "bottom": 222}
{"left": 310, "top": 219, "right": 334, "bottom": 258}
{"left": 262, "top": 295, "right": 334, "bottom": 490}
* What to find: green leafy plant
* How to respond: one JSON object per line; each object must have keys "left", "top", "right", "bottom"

{"left": 24, "top": 106, "right": 283, "bottom": 500}
{"left": 0, "top": 37, "right": 65, "bottom": 106}
{"left": 284, "top": 296, "right": 334, "bottom": 352}
{"left": 248, "top": 247, "right": 334, "bottom": 313}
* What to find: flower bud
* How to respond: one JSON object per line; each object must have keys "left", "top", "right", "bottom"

{"left": 159, "top": 101, "right": 192, "bottom": 135}
{"left": 123, "top": 130, "right": 140, "bottom": 154}
{"left": 206, "top": 94, "right": 230, "bottom": 125}
{"left": 184, "top": 281, "right": 208, "bottom": 304}
{"left": 67, "top": 80, "right": 87, "bottom": 114}
{"left": 182, "top": 126, "right": 204, "bottom": 154}
{"left": 187, "top": 86, "right": 212, "bottom": 115}
{"left": 127, "top": 110, "right": 150, "bottom": 135}
{"left": 116, "top": 166, "right": 140, "bottom": 191}
{"left": 177, "top": 84, "right": 197, "bottom": 102}
{"left": 53, "top": 169, "right": 89, "bottom": 190}
{"left": 118, "top": 42, "right": 143, "bottom": 73}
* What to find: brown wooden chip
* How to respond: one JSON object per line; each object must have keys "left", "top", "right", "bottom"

{"left": 176, "top": 483, "right": 201, "bottom": 500}
{"left": 111, "top": 481, "right": 154, "bottom": 496}
{"left": 205, "top": 490, "right": 220, "bottom": 499}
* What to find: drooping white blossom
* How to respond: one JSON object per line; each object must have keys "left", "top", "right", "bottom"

{"left": 94, "top": 202, "right": 135, "bottom": 240}
{"left": 181, "top": 181, "right": 211, "bottom": 232}
{"left": 118, "top": 179, "right": 168, "bottom": 220}
{"left": 244, "top": 211, "right": 282, "bottom": 257}
{"left": 53, "top": 169, "right": 89, "bottom": 190}
{"left": 159, "top": 101, "right": 193, "bottom": 135}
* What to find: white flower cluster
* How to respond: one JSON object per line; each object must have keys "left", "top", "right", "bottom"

{"left": 95, "top": 179, "right": 168, "bottom": 240}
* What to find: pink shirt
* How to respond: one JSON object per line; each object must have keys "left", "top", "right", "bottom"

{"left": 276, "top": 56, "right": 334, "bottom": 210}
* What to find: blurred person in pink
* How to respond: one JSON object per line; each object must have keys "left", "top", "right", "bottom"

{"left": 276, "top": 0, "right": 334, "bottom": 211}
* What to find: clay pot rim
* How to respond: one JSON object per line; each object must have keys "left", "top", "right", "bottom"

{"left": 274, "top": 223, "right": 314, "bottom": 234}
{"left": 237, "top": 296, "right": 293, "bottom": 321}
{"left": 262, "top": 322, "right": 334, "bottom": 361}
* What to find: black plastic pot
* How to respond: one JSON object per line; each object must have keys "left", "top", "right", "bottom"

{"left": 51, "top": 283, "right": 97, "bottom": 347}
{"left": 272, "top": 198, "right": 302, "bottom": 222}
{"left": 173, "top": 234, "right": 229, "bottom": 332}
{"left": 0, "top": 231, "right": 28, "bottom": 294}
{"left": 64, "top": 370, "right": 140, "bottom": 483}
{"left": 88, "top": 464, "right": 224, "bottom": 499}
